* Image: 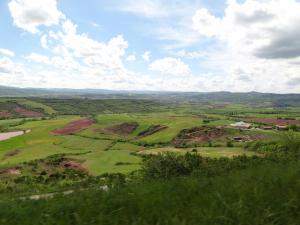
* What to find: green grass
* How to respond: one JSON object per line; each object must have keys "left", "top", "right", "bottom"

{"left": 109, "top": 142, "right": 144, "bottom": 151}
{"left": 0, "top": 116, "right": 80, "bottom": 165}
{"left": 0, "top": 118, "right": 24, "bottom": 127}
{"left": 1, "top": 161, "right": 299, "bottom": 225}
{"left": 0, "top": 116, "right": 145, "bottom": 174}
{"left": 72, "top": 150, "right": 141, "bottom": 175}
{"left": 139, "top": 146, "right": 258, "bottom": 158}
{"left": 59, "top": 135, "right": 112, "bottom": 152}
{"left": 85, "top": 113, "right": 204, "bottom": 144}
{"left": 16, "top": 99, "right": 56, "bottom": 114}
{"left": 0, "top": 108, "right": 292, "bottom": 175}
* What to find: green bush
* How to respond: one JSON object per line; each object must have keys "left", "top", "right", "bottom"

{"left": 1, "top": 161, "right": 300, "bottom": 225}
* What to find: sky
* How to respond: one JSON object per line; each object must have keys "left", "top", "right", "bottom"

{"left": 0, "top": 0, "right": 300, "bottom": 93}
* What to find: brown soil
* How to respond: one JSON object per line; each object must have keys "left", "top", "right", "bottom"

{"left": 51, "top": 118, "right": 94, "bottom": 135}
{"left": 100, "top": 122, "right": 139, "bottom": 136}
{"left": 137, "top": 125, "right": 167, "bottom": 138}
{"left": 14, "top": 107, "right": 44, "bottom": 117}
{"left": 59, "top": 160, "right": 87, "bottom": 173}
{"left": 248, "top": 118, "right": 300, "bottom": 126}
{"left": 0, "top": 167, "right": 21, "bottom": 176}
{"left": 3, "top": 149, "right": 20, "bottom": 159}
{"left": 231, "top": 134, "right": 268, "bottom": 142}
{"left": 0, "top": 111, "right": 13, "bottom": 118}
{"left": 172, "top": 126, "right": 225, "bottom": 146}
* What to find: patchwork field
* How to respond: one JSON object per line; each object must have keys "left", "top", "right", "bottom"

{"left": 1, "top": 98, "right": 299, "bottom": 176}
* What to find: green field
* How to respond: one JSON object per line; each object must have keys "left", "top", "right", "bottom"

{"left": 83, "top": 113, "right": 204, "bottom": 143}
{"left": 139, "top": 146, "right": 258, "bottom": 158}
{"left": 0, "top": 98, "right": 299, "bottom": 175}
{"left": 15, "top": 99, "right": 56, "bottom": 114}
{"left": 0, "top": 116, "right": 80, "bottom": 165}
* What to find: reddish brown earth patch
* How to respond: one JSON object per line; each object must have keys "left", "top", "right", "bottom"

{"left": 100, "top": 122, "right": 139, "bottom": 136}
{"left": 51, "top": 118, "right": 94, "bottom": 135}
{"left": 60, "top": 160, "right": 87, "bottom": 173}
{"left": 231, "top": 134, "right": 269, "bottom": 142}
{"left": 3, "top": 149, "right": 21, "bottom": 159}
{"left": 248, "top": 118, "right": 300, "bottom": 126}
{"left": 173, "top": 126, "right": 225, "bottom": 146}
{"left": 14, "top": 107, "right": 44, "bottom": 117}
{"left": 0, "top": 167, "right": 21, "bottom": 176}
{"left": 0, "top": 111, "right": 13, "bottom": 118}
{"left": 137, "top": 125, "right": 167, "bottom": 138}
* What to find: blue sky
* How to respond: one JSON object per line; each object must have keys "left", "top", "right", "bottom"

{"left": 0, "top": 0, "right": 300, "bottom": 93}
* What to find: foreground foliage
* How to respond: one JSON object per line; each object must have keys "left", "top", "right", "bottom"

{"left": 1, "top": 160, "right": 300, "bottom": 225}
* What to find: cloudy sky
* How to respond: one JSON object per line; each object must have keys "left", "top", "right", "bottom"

{"left": 0, "top": 0, "right": 300, "bottom": 93}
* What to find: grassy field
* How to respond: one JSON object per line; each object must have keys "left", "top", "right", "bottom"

{"left": 82, "top": 113, "right": 204, "bottom": 143}
{"left": 1, "top": 96, "right": 300, "bottom": 224}
{"left": 1, "top": 160, "right": 300, "bottom": 225}
{"left": 72, "top": 149, "right": 141, "bottom": 175}
{"left": 0, "top": 118, "right": 24, "bottom": 127}
{"left": 0, "top": 113, "right": 263, "bottom": 175}
{"left": 15, "top": 99, "right": 56, "bottom": 114}
{"left": 0, "top": 117, "right": 80, "bottom": 165}
{"left": 0, "top": 99, "right": 299, "bottom": 175}
{"left": 138, "top": 146, "right": 258, "bottom": 157}
{"left": 0, "top": 116, "right": 145, "bottom": 174}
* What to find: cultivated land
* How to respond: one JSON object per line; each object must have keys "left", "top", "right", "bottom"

{"left": 1, "top": 93, "right": 300, "bottom": 225}
{"left": 0, "top": 97, "right": 299, "bottom": 175}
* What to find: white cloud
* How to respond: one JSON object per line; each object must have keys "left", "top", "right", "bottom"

{"left": 55, "top": 19, "right": 128, "bottom": 71}
{"left": 91, "top": 22, "right": 100, "bottom": 28}
{"left": 119, "top": 0, "right": 169, "bottom": 18}
{"left": 0, "top": 48, "right": 15, "bottom": 57}
{"left": 126, "top": 54, "right": 136, "bottom": 62}
{"left": 115, "top": 0, "right": 203, "bottom": 19}
{"left": 25, "top": 53, "right": 51, "bottom": 64}
{"left": 0, "top": 57, "right": 14, "bottom": 73}
{"left": 190, "top": 0, "right": 300, "bottom": 93}
{"left": 8, "top": 7, "right": 133, "bottom": 89}
{"left": 174, "top": 49, "right": 206, "bottom": 59}
{"left": 153, "top": 26, "right": 201, "bottom": 50}
{"left": 112, "top": 0, "right": 203, "bottom": 49}
{"left": 40, "top": 35, "right": 49, "bottom": 49}
{"left": 3, "top": 0, "right": 300, "bottom": 93}
{"left": 149, "top": 57, "right": 190, "bottom": 76}
{"left": 0, "top": 57, "right": 23, "bottom": 74}
{"left": 193, "top": 0, "right": 300, "bottom": 59}
{"left": 142, "top": 51, "right": 151, "bottom": 62}
{"left": 8, "top": 0, "right": 63, "bottom": 33}
{"left": 192, "top": 8, "right": 221, "bottom": 38}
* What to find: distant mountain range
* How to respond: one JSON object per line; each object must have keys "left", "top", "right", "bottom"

{"left": 0, "top": 85, "right": 299, "bottom": 106}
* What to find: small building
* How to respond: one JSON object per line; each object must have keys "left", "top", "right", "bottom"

{"left": 230, "top": 121, "right": 252, "bottom": 129}
{"left": 276, "top": 125, "right": 288, "bottom": 131}
{"left": 232, "top": 136, "right": 244, "bottom": 142}
{"left": 262, "top": 126, "right": 273, "bottom": 130}
{"left": 232, "top": 136, "right": 251, "bottom": 142}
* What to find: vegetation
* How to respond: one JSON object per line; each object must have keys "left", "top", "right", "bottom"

{"left": 1, "top": 96, "right": 300, "bottom": 224}
{"left": 1, "top": 149, "right": 300, "bottom": 224}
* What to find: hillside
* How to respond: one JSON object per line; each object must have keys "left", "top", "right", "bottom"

{"left": 1, "top": 86, "right": 300, "bottom": 106}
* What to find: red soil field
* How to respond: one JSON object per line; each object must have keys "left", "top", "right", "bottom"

{"left": 60, "top": 160, "right": 87, "bottom": 173}
{"left": 51, "top": 118, "right": 94, "bottom": 135}
{"left": 0, "top": 111, "right": 12, "bottom": 118}
{"left": 100, "top": 122, "right": 139, "bottom": 136}
{"left": 172, "top": 126, "right": 225, "bottom": 146}
{"left": 249, "top": 118, "right": 300, "bottom": 126}
{"left": 0, "top": 167, "right": 21, "bottom": 176}
{"left": 14, "top": 107, "right": 44, "bottom": 117}
{"left": 137, "top": 125, "right": 167, "bottom": 138}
